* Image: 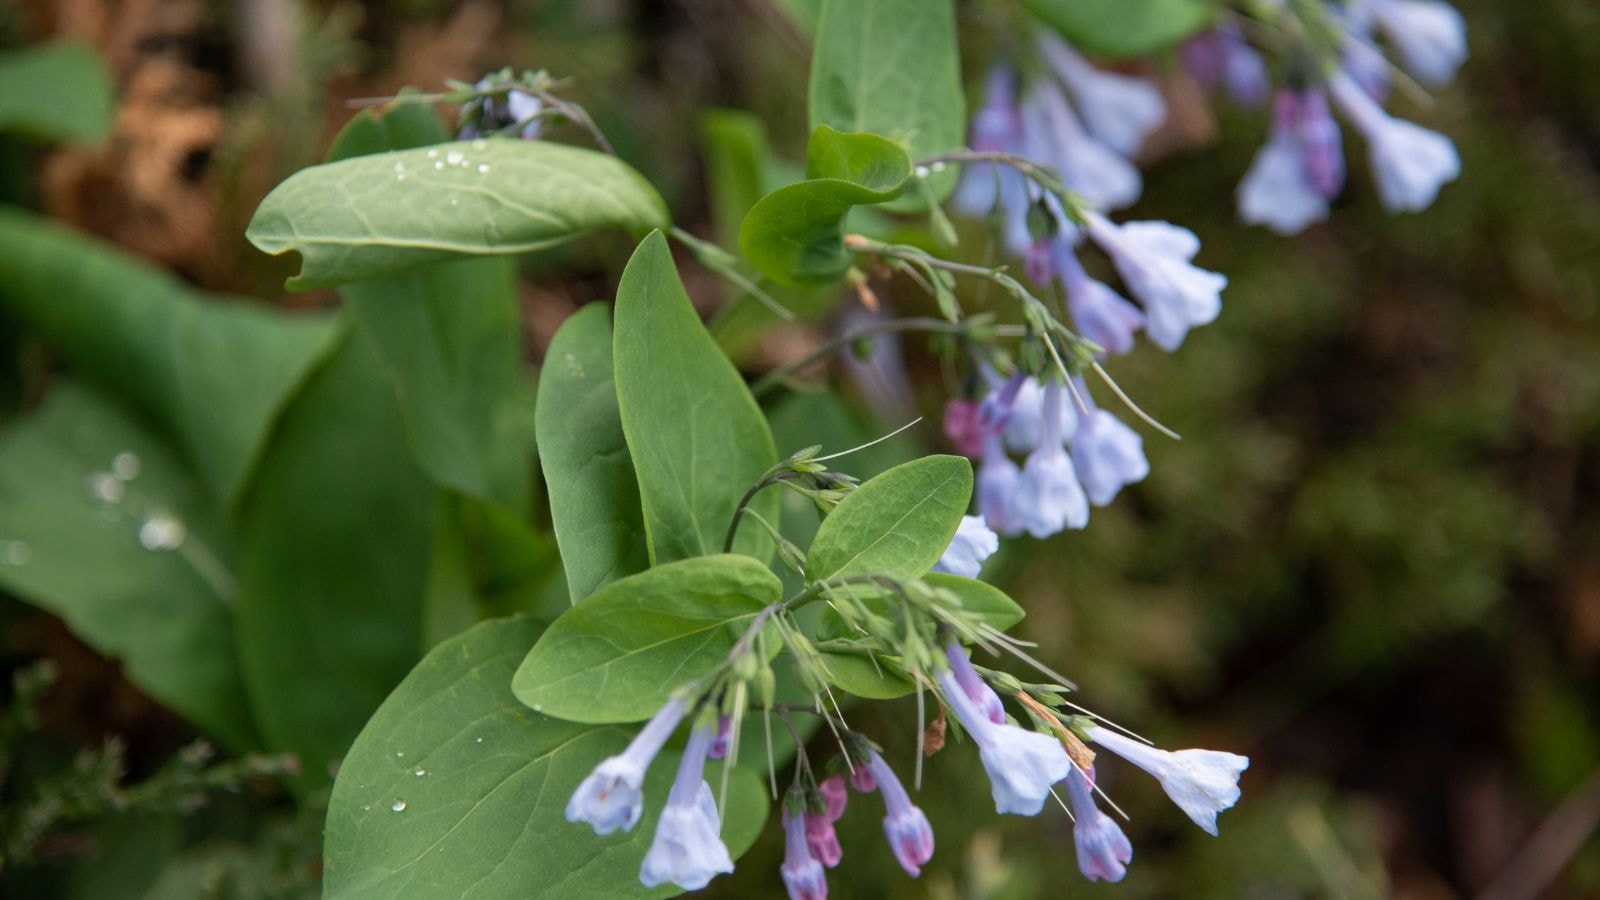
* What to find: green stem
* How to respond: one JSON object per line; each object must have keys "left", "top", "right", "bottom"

{"left": 751, "top": 317, "right": 970, "bottom": 398}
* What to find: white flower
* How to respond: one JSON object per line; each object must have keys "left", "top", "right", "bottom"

{"left": 1038, "top": 32, "right": 1166, "bottom": 158}
{"left": 1071, "top": 408, "right": 1149, "bottom": 507}
{"left": 566, "top": 696, "right": 685, "bottom": 834}
{"left": 1371, "top": 0, "right": 1468, "bottom": 86}
{"left": 938, "top": 671, "right": 1070, "bottom": 816}
{"left": 1238, "top": 130, "right": 1330, "bottom": 235}
{"left": 932, "top": 515, "right": 999, "bottom": 578}
{"left": 1086, "top": 213, "right": 1227, "bottom": 351}
{"left": 1021, "top": 81, "right": 1143, "bottom": 211}
{"left": 1330, "top": 74, "right": 1460, "bottom": 213}
{"left": 638, "top": 728, "right": 734, "bottom": 890}
{"left": 1003, "top": 376, "right": 1079, "bottom": 452}
{"left": 1086, "top": 724, "right": 1250, "bottom": 836}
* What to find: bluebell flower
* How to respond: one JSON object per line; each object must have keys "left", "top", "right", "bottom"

{"left": 952, "top": 65, "right": 1033, "bottom": 255}
{"left": 1181, "top": 24, "right": 1269, "bottom": 108}
{"left": 1020, "top": 80, "right": 1143, "bottom": 212}
{"left": 1037, "top": 33, "right": 1166, "bottom": 159}
{"left": 1238, "top": 92, "right": 1333, "bottom": 235}
{"left": 865, "top": 750, "right": 935, "bottom": 876}
{"left": 639, "top": 725, "right": 735, "bottom": 890}
{"left": 566, "top": 696, "right": 686, "bottom": 834}
{"left": 1337, "top": 1, "right": 1393, "bottom": 101}
{"left": 1071, "top": 406, "right": 1149, "bottom": 508}
{"left": 1329, "top": 73, "right": 1460, "bottom": 213}
{"left": 806, "top": 775, "right": 846, "bottom": 868}
{"left": 1084, "top": 212, "right": 1227, "bottom": 352}
{"left": 707, "top": 713, "right": 733, "bottom": 760}
{"left": 938, "top": 670, "right": 1070, "bottom": 815}
{"left": 506, "top": 89, "right": 544, "bottom": 140}
{"left": 1086, "top": 724, "right": 1250, "bottom": 836}
{"left": 1003, "top": 376, "right": 1079, "bottom": 453}
{"left": 932, "top": 515, "right": 1000, "bottom": 579}
{"left": 781, "top": 804, "right": 829, "bottom": 900}
{"left": 1055, "top": 241, "right": 1144, "bottom": 356}
{"left": 944, "top": 642, "right": 1006, "bottom": 725}
{"left": 1368, "top": 0, "right": 1468, "bottom": 86}
{"left": 1064, "top": 764, "right": 1133, "bottom": 882}
{"left": 1010, "top": 383, "right": 1089, "bottom": 538}
{"left": 978, "top": 433, "right": 1024, "bottom": 537}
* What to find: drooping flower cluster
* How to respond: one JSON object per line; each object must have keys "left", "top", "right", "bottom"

{"left": 1218, "top": 2, "right": 1465, "bottom": 233}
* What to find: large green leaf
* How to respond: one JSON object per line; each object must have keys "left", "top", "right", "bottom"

{"left": 235, "top": 330, "right": 436, "bottom": 786}
{"left": 326, "top": 616, "right": 770, "bottom": 899}
{"left": 537, "top": 304, "right": 648, "bottom": 602}
{"left": 0, "top": 41, "right": 113, "bottom": 144}
{"left": 513, "top": 555, "right": 781, "bottom": 724}
{"left": 806, "top": 455, "right": 972, "bottom": 582}
{"left": 0, "top": 209, "right": 338, "bottom": 506}
{"left": 613, "top": 231, "right": 778, "bottom": 563}
{"left": 327, "top": 105, "right": 534, "bottom": 507}
{"left": 247, "top": 138, "right": 671, "bottom": 289}
{"left": 0, "top": 385, "right": 255, "bottom": 749}
{"left": 739, "top": 126, "right": 909, "bottom": 287}
{"left": 807, "top": 0, "right": 964, "bottom": 208}
{"left": 1025, "top": 0, "right": 1215, "bottom": 59}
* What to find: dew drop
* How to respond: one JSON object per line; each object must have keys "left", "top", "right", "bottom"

{"left": 396, "top": 172, "right": 407, "bottom": 182}
{"left": 139, "top": 516, "right": 187, "bottom": 551}
{"left": 477, "top": 164, "right": 491, "bottom": 174}
{"left": 390, "top": 799, "right": 407, "bottom": 813}
{"left": 87, "top": 473, "right": 124, "bottom": 503}
{"left": 434, "top": 161, "right": 445, "bottom": 170}
{"left": 427, "top": 149, "right": 440, "bottom": 159}
{"left": 471, "top": 139, "right": 488, "bottom": 151}
{"left": 446, "top": 150, "right": 465, "bottom": 166}
{"left": 393, "top": 161, "right": 406, "bottom": 174}
{"left": 360, "top": 804, "right": 371, "bottom": 812}
{"left": 395, "top": 751, "right": 406, "bottom": 759}
{"left": 449, "top": 197, "right": 459, "bottom": 207}
{"left": 929, "top": 161, "right": 948, "bottom": 173}
{"left": 474, "top": 736, "right": 484, "bottom": 744}
{"left": 112, "top": 452, "right": 141, "bottom": 480}
{"left": 412, "top": 766, "right": 427, "bottom": 777}
{"left": 913, "top": 164, "right": 931, "bottom": 178}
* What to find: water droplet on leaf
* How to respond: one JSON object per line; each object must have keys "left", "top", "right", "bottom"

{"left": 390, "top": 799, "right": 407, "bottom": 813}
{"left": 87, "top": 473, "right": 124, "bottom": 503}
{"left": 112, "top": 452, "right": 141, "bottom": 480}
{"left": 139, "top": 516, "right": 187, "bottom": 551}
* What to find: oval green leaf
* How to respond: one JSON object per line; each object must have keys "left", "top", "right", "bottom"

{"left": 806, "top": 454, "right": 972, "bottom": 583}
{"left": 326, "top": 616, "right": 770, "bottom": 899}
{"left": 1025, "top": 0, "right": 1214, "bottom": 59}
{"left": 247, "top": 138, "right": 671, "bottom": 289}
{"left": 738, "top": 126, "right": 909, "bottom": 287}
{"left": 513, "top": 555, "right": 782, "bottom": 723}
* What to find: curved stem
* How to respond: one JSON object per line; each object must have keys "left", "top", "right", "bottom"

{"left": 751, "top": 317, "right": 969, "bottom": 398}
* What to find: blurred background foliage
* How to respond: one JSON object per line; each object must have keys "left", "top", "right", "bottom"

{"left": 0, "top": 0, "right": 1596, "bottom": 898}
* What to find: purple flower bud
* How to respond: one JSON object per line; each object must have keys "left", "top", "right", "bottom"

{"left": 1295, "top": 89, "right": 1346, "bottom": 200}
{"left": 566, "top": 696, "right": 686, "bottom": 834}
{"left": 849, "top": 764, "right": 878, "bottom": 794}
{"left": 818, "top": 774, "right": 848, "bottom": 821}
{"left": 702, "top": 714, "right": 732, "bottom": 760}
{"left": 782, "top": 806, "right": 830, "bottom": 899}
{"left": 1086, "top": 724, "right": 1250, "bottom": 836}
{"left": 938, "top": 670, "right": 1070, "bottom": 815}
{"left": 639, "top": 725, "right": 735, "bottom": 890}
{"left": 1038, "top": 32, "right": 1166, "bottom": 158}
{"left": 1085, "top": 212, "right": 1226, "bottom": 352}
{"left": 945, "top": 643, "right": 1006, "bottom": 725}
{"left": 942, "top": 399, "right": 985, "bottom": 458}
{"left": 1064, "top": 765, "right": 1133, "bottom": 882}
{"left": 1329, "top": 73, "right": 1460, "bottom": 214}
{"left": 804, "top": 811, "right": 843, "bottom": 868}
{"left": 1071, "top": 408, "right": 1149, "bottom": 507}
{"left": 866, "top": 750, "right": 935, "bottom": 877}
{"left": 931, "top": 515, "right": 1000, "bottom": 579}
{"left": 976, "top": 370, "right": 1028, "bottom": 436}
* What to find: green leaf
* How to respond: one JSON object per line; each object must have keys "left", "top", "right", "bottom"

{"left": 235, "top": 330, "right": 437, "bottom": 786}
{"left": 0, "top": 385, "right": 255, "bottom": 749}
{"left": 806, "top": 454, "right": 972, "bottom": 582}
{"left": 0, "top": 209, "right": 339, "bottom": 506}
{"left": 537, "top": 304, "right": 649, "bottom": 602}
{"left": 513, "top": 555, "right": 781, "bottom": 724}
{"left": 1025, "top": 0, "right": 1215, "bottom": 59}
{"left": 613, "top": 231, "right": 778, "bottom": 562}
{"left": 326, "top": 616, "right": 770, "bottom": 900}
{"left": 0, "top": 41, "right": 113, "bottom": 144}
{"left": 247, "top": 138, "right": 671, "bottom": 289}
{"left": 817, "top": 651, "right": 917, "bottom": 699}
{"left": 807, "top": 0, "right": 965, "bottom": 209}
{"left": 738, "top": 126, "right": 909, "bottom": 287}
{"left": 327, "top": 105, "right": 534, "bottom": 507}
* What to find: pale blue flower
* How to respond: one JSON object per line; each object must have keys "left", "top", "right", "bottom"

{"left": 1085, "top": 213, "right": 1227, "bottom": 352}
{"left": 1021, "top": 80, "right": 1142, "bottom": 211}
{"left": 952, "top": 65, "right": 1033, "bottom": 255}
{"left": 1297, "top": 89, "right": 1346, "bottom": 200}
{"left": 978, "top": 433, "right": 1024, "bottom": 537}
{"left": 1064, "top": 765, "right": 1132, "bottom": 882}
{"left": 781, "top": 804, "right": 829, "bottom": 900}
{"left": 639, "top": 726, "right": 734, "bottom": 890}
{"left": 1330, "top": 73, "right": 1460, "bottom": 213}
{"left": 865, "top": 750, "right": 935, "bottom": 876}
{"left": 1003, "top": 376, "right": 1079, "bottom": 452}
{"left": 932, "top": 515, "right": 999, "bottom": 579}
{"left": 939, "top": 670, "right": 1070, "bottom": 816}
{"left": 1010, "top": 383, "right": 1089, "bottom": 538}
{"left": 1038, "top": 33, "right": 1166, "bottom": 158}
{"left": 944, "top": 642, "right": 1006, "bottom": 725}
{"left": 1370, "top": 0, "right": 1467, "bottom": 86}
{"left": 1181, "top": 24, "right": 1268, "bottom": 108}
{"left": 1055, "top": 241, "right": 1144, "bottom": 355}
{"left": 1086, "top": 724, "right": 1250, "bottom": 836}
{"left": 566, "top": 696, "right": 686, "bottom": 834}
{"left": 1071, "top": 407, "right": 1149, "bottom": 507}
{"left": 1238, "top": 99, "right": 1332, "bottom": 235}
